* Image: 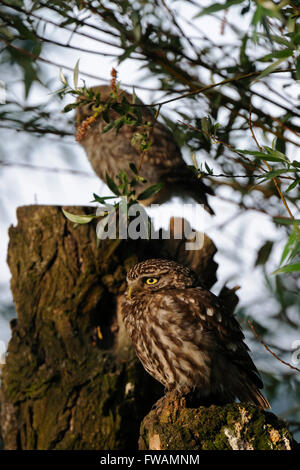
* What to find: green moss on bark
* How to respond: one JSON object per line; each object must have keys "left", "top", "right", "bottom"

{"left": 1, "top": 206, "right": 217, "bottom": 449}
{"left": 4, "top": 205, "right": 292, "bottom": 451}
{"left": 139, "top": 398, "right": 297, "bottom": 450}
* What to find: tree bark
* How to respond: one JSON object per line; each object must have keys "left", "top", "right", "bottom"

{"left": 1, "top": 205, "right": 296, "bottom": 450}
{"left": 139, "top": 393, "right": 297, "bottom": 450}
{"left": 0, "top": 205, "right": 219, "bottom": 450}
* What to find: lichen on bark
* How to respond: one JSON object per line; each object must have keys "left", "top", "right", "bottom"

{"left": 139, "top": 394, "right": 297, "bottom": 450}
{"left": 1, "top": 205, "right": 296, "bottom": 450}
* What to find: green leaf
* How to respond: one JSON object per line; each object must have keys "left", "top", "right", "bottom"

{"left": 205, "top": 162, "right": 213, "bottom": 175}
{"left": 291, "top": 160, "right": 300, "bottom": 169}
{"left": 194, "top": 0, "right": 244, "bottom": 18}
{"left": 118, "top": 45, "right": 137, "bottom": 64}
{"left": 62, "top": 102, "right": 80, "bottom": 113}
{"left": 286, "top": 178, "right": 300, "bottom": 193}
{"left": 91, "top": 194, "right": 117, "bottom": 204}
{"left": 129, "top": 162, "right": 138, "bottom": 175}
{"left": 73, "top": 59, "right": 80, "bottom": 89}
{"left": 266, "top": 35, "right": 291, "bottom": 48}
{"left": 255, "top": 240, "right": 274, "bottom": 266}
{"left": 201, "top": 116, "right": 212, "bottom": 141}
{"left": 191, "top": 153, "right": 198, "bottom": 170}
{"left": 275, "top": 135, "right": 286, "bottom": 155}
{"left": 254, "top": 57, "right": 288, "bottom": 82}
{"left": 280, "top": 226, "right": 299, "bottom": 265}
{"left": 287, "top": 240, "right": 300, "bottom": 264}
{"left": 59, "top": 69, "right": 68, "bottom": 86}
{"left": 296, "top": 55, "right": 300, "bottom": 80}
{"left": 102, "top": 107, "right": 110, "bottom": 124}
{"left": 137, "top": 183, "right": 164, "bottom": 201}
{"left": 258, "top": 48, "right": 294, "bottom": 62}
{"left": 132, "top": 88, "right": 137, "bottom": 104}
{"left": 273, "top": 217, "right": 300, "bottom": 225}
{"left": 102, "top": 122, "right": 115, "bottom": 133}
{"left": 257, "top": 168, "right": 295, "bottom": 182}
{"left": 263, "top": 146, "right": 289, "bottom": 162}
{"left": 236, "top": 149, "right": 268, "bottom": 157}
{"left": 106, "top": 173, "right": 121, "bottom": 196}
{"left": 251, "top": 4, "right": 262, "bottom": 26}
{"left": 62, "top": 208, "right": 96, "bottom": 224}
{"left": 236, "top": 148, "right": 288, "bottom": 163}
{"left": 272, "top": 263, "right": 300, "bottom": 275}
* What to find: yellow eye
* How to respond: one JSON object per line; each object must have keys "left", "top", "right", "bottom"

{"left": 146, "top": 277, "right": 158, "bottom": 285}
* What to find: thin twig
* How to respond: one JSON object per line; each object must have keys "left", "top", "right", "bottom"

{"left": 249, "top": 99, "right": 295, "bottom": 220}
{"left": 248, "top": 321, "right": 300, "bottom": 373}
{"left": 1, "top": 0, "right": 120, "bottom": 43}
{"left": 4, "top": 0, "right": 300, "bottom": 122}
{"left": 137, "top": 104, "right": 162, "bottom": 172}
{"left": 159, "top": 0, "right": 199, "bottom": 58}
{"left": 178, "top": 119, "right": 269, "bottom": 172}
{"left": 178, "top": 120, "right": 297, "bottom": 187}
{"left": 3, "top": 41, "right": 158, "bottom": 91}
{"left": 222, "top": 103, "right": 300, "bottom": 147}
{"left": 220, "top": 8, "right": 229, "bottom": 35}
{"left": 147, "top": 69, "right": 296, "bottom": 108}
{"left": 0, "top": 160, "right": 95, "bottom": 177}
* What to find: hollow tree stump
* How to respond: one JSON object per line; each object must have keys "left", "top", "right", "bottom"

{"left": 0, "top": 205, "right": 218, "bottom": 450}
{"left": 0, "top": 205, "right": 296, "bottom": 450}
{"left": 139, "top": 393, "right": 297, "bottom": 450}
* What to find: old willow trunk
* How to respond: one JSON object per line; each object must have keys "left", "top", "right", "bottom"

{"left": 0, "top": 205, "right": 220, "bottom": 450}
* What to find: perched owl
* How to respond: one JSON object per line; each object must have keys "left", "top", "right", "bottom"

{"left": 121, "top": 259, "right": 270, "bottom": 408}
{"left": 76, "top": 86, "right": 214, "bottom": 213}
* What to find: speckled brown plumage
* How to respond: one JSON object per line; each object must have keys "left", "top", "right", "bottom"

{"left": 76, "top": 86, "right": 214, "bottom": 212}
{"left": 121, "top": 259, "right": 270, "bottom": 408}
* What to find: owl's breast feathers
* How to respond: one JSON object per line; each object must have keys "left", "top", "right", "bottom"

{"left": 122, "top": 287, "right": 270, "bottom": 408}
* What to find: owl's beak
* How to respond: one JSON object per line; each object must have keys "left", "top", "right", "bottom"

{"left": 127, "top": 285, "right": 134, "bottom": 299}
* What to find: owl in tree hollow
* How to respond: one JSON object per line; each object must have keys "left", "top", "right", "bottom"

{"left": 76, "top": 85, "right": 214, "bottom": 213}
{"left": 122, "top": 259, "right": 270, "bottom": 408}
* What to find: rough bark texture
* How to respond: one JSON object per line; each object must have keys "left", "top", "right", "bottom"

{"left": 1, "top": 205, "right": 296, "bottom": 450}
{"left": 139, "top": 394, "right": 297, "bottom": 450}
{"left": 0, "top": 205, "right": 219, "bottom": 450}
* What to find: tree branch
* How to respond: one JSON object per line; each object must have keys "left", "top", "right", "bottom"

{"left": 248, "top": 321, "right": 300, "bottom": 374}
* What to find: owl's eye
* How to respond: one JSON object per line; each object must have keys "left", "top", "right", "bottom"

{"left": 145, "top": 277, "right": 159, "bottom": 285}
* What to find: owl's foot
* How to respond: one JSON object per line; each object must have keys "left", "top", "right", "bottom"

{"left": 152, "top": 389, "right": 188, "bottom": 414}
{"left": 152, "top": 395, "right": 167, "bottom": 411}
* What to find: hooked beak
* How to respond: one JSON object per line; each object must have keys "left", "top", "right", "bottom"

{"left": 127, "top": 285, "right": 134, "bottom": 299}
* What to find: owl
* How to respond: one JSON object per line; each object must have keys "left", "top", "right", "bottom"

{"left": 121, "top": 259, "right": 270, "bottom": 408}
{"left": 76, "top": 85, "right": 214, "bottom": 213}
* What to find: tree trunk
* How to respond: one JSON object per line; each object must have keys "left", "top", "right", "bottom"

{"left": 0, "top": 205, "right": 296, "bottom": 450}
{"left": 0, "top": 205, "right": 219, "bottom": 450}
{"left": 139, "top": 393, "right": 297, "bottom": 450}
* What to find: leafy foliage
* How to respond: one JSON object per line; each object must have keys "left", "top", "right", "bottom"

{"left": 63, "top": 166, "right": 163, "bottom": 240}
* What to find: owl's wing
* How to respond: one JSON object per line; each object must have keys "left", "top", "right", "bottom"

{"left": 162, "top": 287, "right": 269, "bottom": 407}
{"left": 192, "top": 288, "right": 263, "bottom": 380}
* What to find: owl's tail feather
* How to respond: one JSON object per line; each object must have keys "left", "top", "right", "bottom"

{"left": 247, "top": 386, "right": 271, "bottom": 409}
{"left": 164, "top": 167, "right": 215, "bottom": 214}
{"left": 237, "top": 377, "right": 271, "bottom": 409}
{"left": 181, "top": 178, "right": 215, "bottom": 215}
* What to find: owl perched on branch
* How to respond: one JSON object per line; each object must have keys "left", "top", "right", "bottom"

{"left": 76, "top": 85, "right": 214, "bottom": 213}
{"left": 122, "top": 259, "right": 270, "bottom": 408}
